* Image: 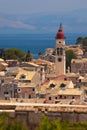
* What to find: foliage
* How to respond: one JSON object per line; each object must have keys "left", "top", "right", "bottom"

{"left": 37, "top": 115, "right": 72, "bottom": 130}
{"left": 76, "top": 37, "right": 87, "bottom": 47}
{"left": 66, "top": 50, "right": 77, "bottom": 69}
{"left": 37, "top": 114, "right": 87, "bottom": 130}
{"left": 1, "top": 113, "right": 87, "bottom": 130}
{"left": 0, "top": 113, "right": 9, "bottom": 130}
{"left": 0, "top": 48, "right": 33, "bottom": 61}
{"left": 0, "top": 113, "right": 27, "bottom": 130}
{"left": 4, "top": 48, "right": 26, "bottom": 61}
{"left": 38, "top": 114, "right": 51, "bottom": 130}
{"left": 5, "top": 120, "right": 27, "bottom": 130}
{"left": 76, "top": 37, "right": 83, "bottom": 44}
{"left": 0, "top": 48, "right": 5, "bottom": 59}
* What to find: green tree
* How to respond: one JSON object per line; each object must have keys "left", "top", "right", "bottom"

{"left": 4, "top": 48, "right": 26, "bottom": 61}
{"left": 0, "top": 113, "right": 9, "bottom": 130}
{"left": 5, "top": 120, "right": 27, "bottom": 130}
{"left": 76, "top": 37, "right": 83, "bottom": 44}
{"left": 50, "top": 120, "right": 61, "bottom": 130}
{"left": 76, "top": 36, "right": 87, "bottom": 47}
{"left": 0, "top": 113, "right": 27, "bottom": 130}
{"left": 37, "top": 115, "right": 87, "bottom": 130}
{"left": 66, "top": 50, "right": 77, "bottom": 69}
{"left": 38, "top": 114, "right": 51, "bottom": 130}
{"left": 38, "top": 115, "right": 70, "bottom": 130}
{"left": 0, "top": 48, "right": 5, "bottom": 59}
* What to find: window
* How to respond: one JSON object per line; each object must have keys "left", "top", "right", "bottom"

{"left": 5, "top": 97, "right": 7, "bottom": 100}
{"left": 20, "top": 74, "right": 26, "bottom": 79}
{"left": 17, "top": 88, "right": 21, "bottom": 93}
{"left": 60, "top": 83, "right": 66, "bottom": 88}
{"left": 64, "top": 78, "right": 67, "bottom": 81}
{"left": 1, "top": 80, "right": 4, "bottom": 83}
{"left": 58, "top": 57, "right": 62, "bottom": 62}
{"left": 79, "top": 79, "right": 81, "bottom": 83}
{"left": 50, "top": 83, "right": 55, "bottom": 88}
{"left": 60, "top": 48, "right": 63, "bottom": 55}
{"left": 64, "top": 96, "right": 67, "bottom": 99}
{"left": 49, "top": 97, "right": 51, "bottom": 100}
{"left": 57, "top": 48, "right": 60, "bottom": 55}
{"left": 28, "top": 95, "right": 31, "bottom": 99}
{"left": 55, "top": 97, "right": 57, "bottom": 99}
{"left": 4, "top": 92, "right": 8, "bottom": 94}
{"left": 32, "top": 88, "right": 35, "bottom": 92}
{"left": 28, "top": 80, "right": 31, "bottom": 83}
{"left": 59, "top": 95, "right": 62, "bottom": 99}
{"left": 72, "top": 96, "right": 75, "bottom": 99}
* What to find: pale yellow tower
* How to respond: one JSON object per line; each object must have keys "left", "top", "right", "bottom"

{"left": 55, "top": 24, "right": 66, "bottom": 75}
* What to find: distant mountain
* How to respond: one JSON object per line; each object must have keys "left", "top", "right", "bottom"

{"left": 0, "top": 8, "right": 87, "bottom": 34}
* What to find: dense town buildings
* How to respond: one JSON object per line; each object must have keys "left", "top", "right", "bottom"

{"left": 0, "top": 24, "right": 87, "bottom": 105}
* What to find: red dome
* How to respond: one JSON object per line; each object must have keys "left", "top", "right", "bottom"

{"left": 56, "top": 24, "right": 65, "bottom": 39}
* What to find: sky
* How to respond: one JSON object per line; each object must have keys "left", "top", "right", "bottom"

{"left": 0, "top": 0, "right": 87, "bottom": 33}
{"left": 0, "top": 0, "right": 87, "bottom": 14}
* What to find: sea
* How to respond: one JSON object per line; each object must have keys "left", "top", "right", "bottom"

{"left": 0, "top": 33, "right": 86, "bottom": 59}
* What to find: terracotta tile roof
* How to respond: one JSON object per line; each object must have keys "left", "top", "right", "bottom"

{"left": 40, "top": 79, "right": 74, "bottom": 93}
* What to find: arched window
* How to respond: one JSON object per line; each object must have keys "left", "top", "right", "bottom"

{"left": 57, "top": 48, "right": 60, "bottom": 55}
{"left": 57, "top": 47, "right": 63, "bottom": 55}
{"left": 60, "top": 48, "right": 63, "bottom": 55}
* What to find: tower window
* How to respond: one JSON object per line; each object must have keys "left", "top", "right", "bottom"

{"left": 60, "top": 48, "right": 63, "bottom": 55}
{"left": 58, "top": 58, "right": 62, "bottom": 62}
{"left": 57, "top": 48, "right": 60, "bottom": 55}
{"left": 57, "top": 48, "right": 63, "bottom": 55}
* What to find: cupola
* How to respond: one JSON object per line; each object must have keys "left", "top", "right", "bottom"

{"left": 56, "top": 23, "right": 65, "bottom": 39}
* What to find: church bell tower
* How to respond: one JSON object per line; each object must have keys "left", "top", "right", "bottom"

{"left": 55, "top": 24, "right": 66, "bottom": 75}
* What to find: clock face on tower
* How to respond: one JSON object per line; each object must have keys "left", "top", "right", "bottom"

{"left": 58, "top": 57, "right": 62, "bottom": 62}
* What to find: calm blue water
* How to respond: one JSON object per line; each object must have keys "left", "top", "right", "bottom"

{"left": 0, "top": 33, "right": 86, "bottom": 58}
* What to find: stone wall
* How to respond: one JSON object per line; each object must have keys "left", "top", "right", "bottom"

{"left": 1, "top": 103, "right": 87, "bottom": 130}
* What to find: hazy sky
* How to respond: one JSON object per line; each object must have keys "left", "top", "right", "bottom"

{"left": 0, "top": 0, "right": 87, "bottom": 14}
{"left": 0, "top": 0, "right": 87, "bottom": 34}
